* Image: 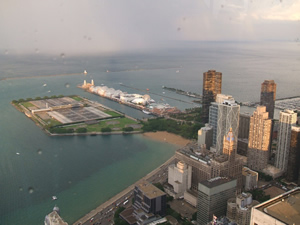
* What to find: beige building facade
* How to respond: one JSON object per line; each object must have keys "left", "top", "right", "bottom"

{"left": 247, "top": 106, "right": 272, "bottom": 172}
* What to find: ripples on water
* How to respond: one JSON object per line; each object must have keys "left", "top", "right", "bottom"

{"left": 0, "top": 41, "right": 299, "bottom": 224}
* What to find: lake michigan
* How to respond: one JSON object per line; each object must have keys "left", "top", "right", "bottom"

{"left": 0, "top": 41, "right": 299, "bottom": 224}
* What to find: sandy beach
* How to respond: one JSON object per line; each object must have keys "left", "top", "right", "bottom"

{"left": 142, "top": 131, "right": 191, "bottom": 147}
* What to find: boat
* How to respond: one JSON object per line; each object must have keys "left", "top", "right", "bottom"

{"left": 52, "top": 196, "right": 57, "bottom": 200}
{"left": 142, "top": 110, "right": 151, "bottom": 115}
{"left": 84, "top": 70, "right": 87, "bottom": 74}
{"left": 43, "top": 84, "right": 47, "bottom": 87}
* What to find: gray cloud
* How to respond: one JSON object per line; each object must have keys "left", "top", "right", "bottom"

{"left": 0, "top": 0, "right": 299, "bottom": 55}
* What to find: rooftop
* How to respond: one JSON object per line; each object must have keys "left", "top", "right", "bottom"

{"left": 136, "top": 180, "right": 166, "bottom": 199}
{"left": 200, "top": 177, "right": 234, "bottom": 188}
{"left": 254, "top": 187, "right": 300, "bottom": 225}
{"left": 242, "top": 167, "right": 258, "bottom": 176}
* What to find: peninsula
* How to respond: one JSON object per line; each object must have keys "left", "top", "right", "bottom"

{"left": 11, "top": 95, "right": 142, "bottom": 135}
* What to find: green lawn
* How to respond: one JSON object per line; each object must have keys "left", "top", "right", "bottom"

{"left": 44, "top": 119, "right": 62, "bottom": 127}
{"left": 103, "top": 110, "right": 122, "bottom": 117}
{"left": 71, "top": 96, "right": 83, "bottom": 101}
{"left": 21, "top": 102, "right": 35, "bottom": 108}
{"left": 87, "top": 118, "right": 140, "bottom": 132}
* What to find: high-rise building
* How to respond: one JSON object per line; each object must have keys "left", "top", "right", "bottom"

{"left": 237, "top": 113, "right": 250, "bottom": 156}
{"left": 202, "top": 70, "right": 222, "bottom": 123}
{"left": 260, "top": 80, "right": 276, "bottom": 119}
{"left": 286, "top": 126, "right": 300, "bottom": 183}
{"left": 227, "top": 192, "right": 259, "bottom": 225}
{"left": 222, "top": 128, "right": 243, "bottom": 190}
{"left": 198, "top": 124, "right": 213, "bottom": 150}
{"left": 197, "top": 177, "right": 237, "bottom": 225}
{"left": 250, "top": 187, "right": 300, "bottom": 225}
{"left": 275, "top": 109, "right": 297, "bottom": 172}
{"left": 247, "top": 106, "right": 272, "bottom": 172}
{"left": 167, "top": 161, "right": 191, "bottom": 198}
{"left": 215, "top": 97, "right": 240, "bottom": 155}
{"left": 175, "top": 130, "right": 243, "bottom": 192}
{"left": 133, "top": 180, "right": 166, "bottom": 217}
{"left": 209, "top": 94, "right": 235, "bottom": 148}
{"left": 239, "top": 113, "right": 250, "bottom": 139}
{"left": 121, "top": 180, "right": 167, "bottom": 225}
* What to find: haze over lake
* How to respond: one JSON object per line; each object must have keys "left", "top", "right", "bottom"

{"left": 0, "top": 41, "right": 300, "bottom": 224}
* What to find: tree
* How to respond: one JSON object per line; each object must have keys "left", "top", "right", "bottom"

{"left": 192, "top": 212, "right": 197, "bottom": 221}
{"left": 123, "top": 127, "right": 134, "bottom": 132}
{"left": 76, "top": 128, "right": 87, "bottom": 133}
{"left": 114, "top": 207, "right": 128, "bottom": 225}
{"left": 101, "top": 127, "right": 112, "bottom": 132}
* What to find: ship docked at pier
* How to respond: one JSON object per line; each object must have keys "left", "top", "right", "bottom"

{"left": 78, "top": 80, "right": 181, "bottom": 116}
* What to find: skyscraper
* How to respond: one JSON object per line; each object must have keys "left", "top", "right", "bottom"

{"left": 222, "top": 129, "right": 243, "bottom": 190}
{"left": 247, "top": 106, "right": 272, "bottom": 172}
{"left": 202, "top": 70, "right": 222, "bottom": 123}
{"left": 260, "top": 80, "right": 276, "bottom": 119}
{"left": 215, "top": 96, "right": 240, "bottom": 155}
{"left": 275, "top": 109, "right": 297, "bottom": 172}
{"left": 197, "top": 177, "right": 237, "bottom": 225}
{"left": 209, "top": 94, "right": 235, "bottom": 148}
{"left": 286, "top": 126, "right": 300, "bottom": 183}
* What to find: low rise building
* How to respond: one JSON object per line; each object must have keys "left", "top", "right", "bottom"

{"left": 227, "top": 193, "right": 259, "bottom": 225}
{"left": 242, "top": 167, "right": 258, "bottom": 191}
{"left": 250, "top": 187, "right": 300, "bottom": 225}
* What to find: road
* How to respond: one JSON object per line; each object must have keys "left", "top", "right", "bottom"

{"left": 73, "top": 156, "right": 176, "bottom": 225}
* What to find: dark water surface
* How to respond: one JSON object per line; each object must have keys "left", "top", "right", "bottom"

{"left": 1, "top": 41, "right": 299, "bottom": 224}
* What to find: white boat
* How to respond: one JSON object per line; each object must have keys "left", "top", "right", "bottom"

{"left": 43, "top": 84, "right": 47, "bottom": 87}
{"left": 52, "top": 196, "right": 57, "bottom": 200}
{"left": 142, "top": 110, "right": 151, "bottom": 115}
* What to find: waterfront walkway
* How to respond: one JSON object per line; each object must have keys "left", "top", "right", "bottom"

{"left": 73, "top": 155, "right": 176, "bottom": 225}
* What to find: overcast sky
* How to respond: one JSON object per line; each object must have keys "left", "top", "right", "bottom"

{"left": 1, "top": 0, "right": 299, "bottom": 55}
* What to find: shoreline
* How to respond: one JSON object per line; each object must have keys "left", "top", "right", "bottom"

{"left": 73, "top": 131, "right": 188, "bottom": 225}
{"left": 73, "top": 155, "right": 177, "bottom": 225}
{"left": 142, "top": 131, "right": 191, "bottom": 147}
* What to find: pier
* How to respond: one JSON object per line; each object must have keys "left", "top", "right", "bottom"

{"left": 119, "top": 84, "right": 195, "bottom": 105}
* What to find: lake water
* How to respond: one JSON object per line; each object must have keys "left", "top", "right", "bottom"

{"left": 0, "top": 41, "right": 299, "bottom": 224}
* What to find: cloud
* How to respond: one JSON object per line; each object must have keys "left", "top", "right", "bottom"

{"left": 0, "top": 0, "right": 299, "bottom": 55}
{"left": 249, "top": 0, "right": 300, "bottom": 21}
